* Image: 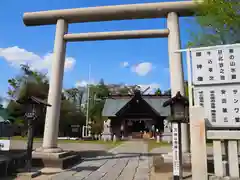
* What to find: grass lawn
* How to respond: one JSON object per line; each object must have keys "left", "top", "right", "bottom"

{"left": 0, "top": 136, "right": 123, "bottom": 149}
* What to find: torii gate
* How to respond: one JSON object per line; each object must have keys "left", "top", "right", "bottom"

{"left": 23, "top": 0, "right": 199, "bottom": 154}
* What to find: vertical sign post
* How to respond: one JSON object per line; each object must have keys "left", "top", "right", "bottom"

{"left": 163, "top": 92, "right": 189, "bottom": 180}
{"left": 172, "top": 122, "right": 182, "bottom": 180}
{"left": 26, "top": 115, "right": 35, "bottom": 172}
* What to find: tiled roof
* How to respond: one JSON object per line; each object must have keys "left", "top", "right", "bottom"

{"left": 102, "top": 98, "right": 129, "bottom": 117}
{"left": 102, "top": 96, "right": 170, "bottom": 117}
{"left": 143, "top": 97, "right": 170, "bottom": 117}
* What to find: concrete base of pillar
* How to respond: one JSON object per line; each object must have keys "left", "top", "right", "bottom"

{"left": 161, "top": 152, "right": 191, "bottom": 164}
{"left": 153, "top": 154, "right": 192, "bottom": 173}
{"left": 32, "top": 150, "right": 81, "bottom": 169}
{"left": 35, "top": 147, "right": 63, "bottom": 153}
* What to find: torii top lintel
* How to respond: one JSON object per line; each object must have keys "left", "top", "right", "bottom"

{"left": 23, "top": 1, "right": 200, "bottom": 26}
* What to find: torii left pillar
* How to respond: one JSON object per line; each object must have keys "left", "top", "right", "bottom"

{"left": 41, "top": 19, "right": 68, "bottom": 152}
{"left": 167, "top": 12, "right": 190, "bottom": 153}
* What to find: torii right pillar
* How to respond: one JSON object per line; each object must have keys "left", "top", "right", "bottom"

{"left": 167, "top": 12, "right": 190, "bottom": 153}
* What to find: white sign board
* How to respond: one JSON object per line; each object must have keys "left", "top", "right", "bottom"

{"left": 0, "top": 140, "right": 10, "bottom": 151}
{"left": 172, "top": 123, "right": 180, "bottom": 176}
{"left": 194, "top": 85, "right": 240, "bottom": 128}
{"left": 190, "top": 44, "right": 240, "bottom": 128}
{"left": 192, "top": 47, "right": 240, "bottom": 85}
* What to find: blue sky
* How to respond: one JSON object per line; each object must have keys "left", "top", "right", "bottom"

{"left": 0, "top": 0, "right": 197, "bottom": 98}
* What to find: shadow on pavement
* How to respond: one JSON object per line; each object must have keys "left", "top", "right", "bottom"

{"left": 83, "top": 154, "right": 141, "bottom": 161}
{"left": 51, "top": 152, "right": 149, "bottom": 177}
{"left": 3, "top": 145, "right": 160, "bottom": 178}
{"left": 116, "top": 152, "right": 161, "bottom": 157}
{"left": 81, "top": 151, "right": 160, "bottom": 161}
{"left": 78, "top": 150, "right": 114, "bottom": 159}
{"left": 71, "top": 165, "right": 100, "bottom": 172}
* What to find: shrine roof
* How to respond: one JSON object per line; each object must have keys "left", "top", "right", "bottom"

{"left": 102, "top": 95, "right": 170, "bottom": 117}
{"left": 108, "top": 94, "right": 170, "bottom": 98}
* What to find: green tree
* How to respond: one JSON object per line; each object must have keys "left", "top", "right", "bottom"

{"left": 155, "top": 88, "right": 162, "bottom": 95}
{"left": 87, "top": 79, "right": 110, "bottom": 134}
{"left": 64, "top": 88, "right": 83, "bottom": 102}
{"left": 96, "top": 79, "right": 110, "bottom": 99}
{"left": 0, "top": 97, "right": 3, "bottom": 106}
{"left": 59, "top": 96, "right": 85, "bottom": 136}
{"left": 8, "top": 64, "right": 49, "bottom": 101}
{"left": 189, "top": 0, "right": 240, "bottom": 47}
{"left": 64, "top": 88, "right": 78, "bottom": 102}
{"left": 7, "top": 64, "right": 86, "bottom": 137}
{"left": 64, "top": 87, "right": 84, "bottom": 112}
{"left": 7, "top": 64, "right": 49, "bottom": 136}
{"left": 118, "top": 87, "right": 129, "bottom": 95}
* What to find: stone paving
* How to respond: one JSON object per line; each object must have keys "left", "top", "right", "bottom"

{"left": 50, "top": 141, "right": 152, "bottom": 180}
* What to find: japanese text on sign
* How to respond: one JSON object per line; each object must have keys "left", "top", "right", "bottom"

{"left": 172, "top": 123, "right": 180, "bottom": 176}
{"left": 190, "top": 45, "right": 240, "bottom": 128}
{"left": 194, "top": 85, "right": 240, "bottom": 128}
{"left": 192, "top": 47, "right": 240, "bottom": 85}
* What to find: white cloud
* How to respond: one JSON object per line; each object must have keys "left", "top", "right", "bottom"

{"left": 131, "top": 62, "right": 153, "bottom": 76}
{"left": 0, "top": 46, "right": 76, "bottom": 73}
{"left": 75, "top": 80, "right": 88, "bottom": 87}
{"left": 75, "top": 80, "right": 96, "bottom": 87}
{"left": 1, "top": 98, "right": 10, "bottom": 108}
{"left": 120, "top": 61, "right": 129, "bottom": 68}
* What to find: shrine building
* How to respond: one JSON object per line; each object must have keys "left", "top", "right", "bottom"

{"left": 102, "top": 90, "right": 171, "bottom": 138}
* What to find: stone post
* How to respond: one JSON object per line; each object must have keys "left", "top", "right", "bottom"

{"left": 42, "top": 19, "right": 68, "bottom": 152}
{"left": 190, "top": 106, "right": 208, "bottom": 180}
{"left": 167, "top": 12, "right": 189, "bottom": 153}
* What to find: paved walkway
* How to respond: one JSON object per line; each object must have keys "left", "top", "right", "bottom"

{"left": 50, "top": 141, "right": 152, "bottom": 180}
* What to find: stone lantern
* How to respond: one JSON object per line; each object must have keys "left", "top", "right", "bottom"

{"left": 17, "top": 96, "right": 51, "bottom": 172}
{"left": 163, "top": 91, "right": 189, "bottom": 180}
{"left": 163, "top": 91, "right": 189, "bottom": 123}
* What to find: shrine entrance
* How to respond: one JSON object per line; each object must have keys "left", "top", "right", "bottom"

{"left": 125, "top": 119, "right": 149, "bottom": 139}
{"left": 130, "top": 120, "right": 146, "bottom": 132}
{"left": 105, "top": 90, "right": 170, "bottom": 139}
